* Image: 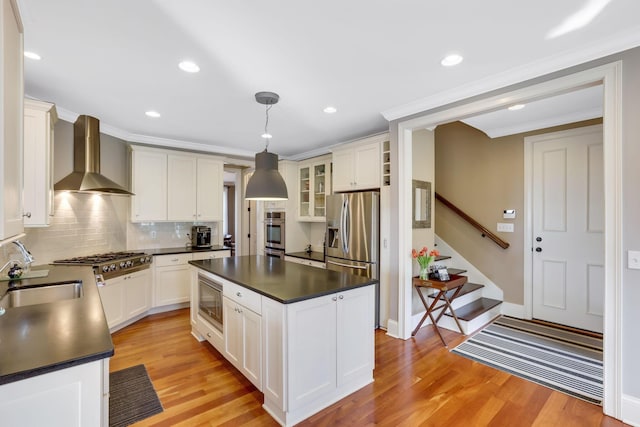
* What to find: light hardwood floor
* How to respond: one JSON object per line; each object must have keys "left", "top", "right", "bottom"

{"left": 110, "top": 309, "right": 626, "bottom": 426}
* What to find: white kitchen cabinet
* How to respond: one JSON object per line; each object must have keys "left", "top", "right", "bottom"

{"left": 223, "top": 282, "right": 262, "bottom": 390}
{"left": 0, "top": 359, "right": 109, "bottom": 427}
{"left": 130, "top": 147, "right": 167, "bottom": 221}
{"left": 154, "top": 253, "right": 191, "bottom": 307}
{"left": 332, "top": 134, "right": 386, "bottom": 192}
{"left": 124, "top": 269, "right": 151, "bottom": 319}
{"left": 23, "top": 99, "right": 57, "bottom": 227}
{"left": 97, "top": 277, "right": 125, "bottom": 329}
{"left": 298, "top": 155, "right": 331, "bottom": 222}
{"left": 155, "top": 251, "right": 230, "bottom": 308}
{"left": 262, "top": 284, "right": 375, "bottom": 425}
{"left": 98, "top": 269, "right": 151, "bottom": 331}
{"left": 131, "top": 146, "right": 223, "bottom": 222}
{"left": 167, "top": 154, "right": 197, "bottom": 221}
{"left": 0, "top": 0, "right": 24, "bottom": 241}
{"left": 196, "top": 157, "right": 223, "bottom": 221}
{"left": 284, "top": 255, "right": 326, "bottom": 269}
{"left": 167, "top": 154, "right": 223, "bottom": 221}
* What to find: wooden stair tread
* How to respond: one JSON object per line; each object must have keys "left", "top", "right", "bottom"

{"left": 445, "top": 297, "right": 501, "bottom": 321}
{"left": 447, "top": 267, "right": 467, "bottom": 275}
{"left": 435, "top": 255, "right": 451, "bottom": 261}
{"left": 428, "top": 282, "right": 484, "bottom": 300}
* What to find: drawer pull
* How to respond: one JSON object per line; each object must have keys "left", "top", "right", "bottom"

{"left": 236, "top": 292, "right": 242, "bottom": 297}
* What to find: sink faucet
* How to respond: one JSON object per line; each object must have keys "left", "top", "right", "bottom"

{"left": 13, "top": 241, "right": 34, "bottom": 264}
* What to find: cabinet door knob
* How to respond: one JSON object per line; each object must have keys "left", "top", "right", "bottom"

{"left": 236, "top": 292, "right": 242, "bottom": 297}
{"left": 23, "top": 212, "right": 31, "bottom": 218}
{"left": 338, "top": 295, "right": 344, "bottom": 300}
{"left": 207, "top": 332, "right": 212, "bottom": 338}
{"left": 332, "top": 296, "right": 337, "bottom": 301}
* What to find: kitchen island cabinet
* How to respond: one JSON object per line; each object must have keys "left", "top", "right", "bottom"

{"left": 189, "top": 256, "right": 376, "bottom": 426}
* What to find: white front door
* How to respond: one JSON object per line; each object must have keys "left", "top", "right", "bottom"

{"left": 531, "top": 124, "right": 604, "bottom": 333}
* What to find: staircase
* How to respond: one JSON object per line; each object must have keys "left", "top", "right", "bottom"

{"left": 414, "top": 256, "right": 502, "bottom": 336}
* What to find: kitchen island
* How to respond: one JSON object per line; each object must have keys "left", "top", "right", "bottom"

{"left": 190, "top": 255, "right": 377, "bottom": 427}
{"left": 0, "top": 264, "right": 113, "bottom": 426}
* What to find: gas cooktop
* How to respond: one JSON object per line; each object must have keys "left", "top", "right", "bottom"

{"left": 53, "top": 251, "right": 153, "bottom": 279}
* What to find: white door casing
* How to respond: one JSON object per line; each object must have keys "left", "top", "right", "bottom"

{"left": 394, "top": 62, "right": 622, "bottom": 418}
{"left": 530, "top": 124, "right": 604, "bottom": 332}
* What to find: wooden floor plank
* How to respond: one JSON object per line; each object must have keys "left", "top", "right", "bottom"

{"left": 109, "top": 308, "right": 627, "bottom": 426}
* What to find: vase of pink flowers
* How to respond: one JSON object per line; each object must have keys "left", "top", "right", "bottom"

{"left": 412, "top": 246, "right": 440, "bottom": 280}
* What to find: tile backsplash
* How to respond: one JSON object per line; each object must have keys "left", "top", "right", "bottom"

{"left": 20, "top": 192, "right": 220, "bottom": 265}
{"left": 127, "top": 221, "right": 218, "bottom": 250}
{"left": 23, "top": 192, "right": 128, "bottom": 264}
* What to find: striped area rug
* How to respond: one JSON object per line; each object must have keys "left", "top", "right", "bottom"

{"left": 451, "top": 316, "right": 603, "bottom": 405}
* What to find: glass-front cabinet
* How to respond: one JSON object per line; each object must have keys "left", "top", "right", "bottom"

{"left": 298, "top": 155, "right": 331, "bottom": 222}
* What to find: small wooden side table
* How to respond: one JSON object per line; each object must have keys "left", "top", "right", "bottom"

{"left": 411, "top": 274, "right": 467, "bottom": 347}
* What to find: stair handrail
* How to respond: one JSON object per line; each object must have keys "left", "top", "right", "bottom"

{"left": 435, "top": 192, "right": 510, "bottom": 249}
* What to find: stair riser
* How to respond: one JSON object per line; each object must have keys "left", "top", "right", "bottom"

{"left": 426, "top": 288, "right": 483, "bottom": 310}
{"left": 411, "top": 303, "right": 502, "bottom": 336}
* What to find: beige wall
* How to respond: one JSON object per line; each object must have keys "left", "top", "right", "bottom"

{"left": 434, "top": 118, "right": 602, "bottom": 304}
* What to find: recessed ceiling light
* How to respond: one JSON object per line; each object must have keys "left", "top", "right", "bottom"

{"left": 178, "top": 61, "right": 200, "bottom": 73}
{"left": 323, "top": 106, "right": 337, "bottom": 114}
{"left": 24, "top": 51, "right": 41, "bottom": 60}
{"left": 508, "top": 104, "right": 526, "bottom": 111}
{"left": 145, "top": 111, "right": 161, "bottom": 118}
{"left": 441, "top": 54, "right": 463, "bottom": 67}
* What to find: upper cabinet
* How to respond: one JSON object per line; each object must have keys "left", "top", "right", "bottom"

{"left": 298, "top": 155, "right": 331, "bottom": 222}
{"left": 195, "top": 157, "right": 223, "bottom": 221}
{"left": 130, "top": 146, "right": 223, "bottom": 222}
{"left": 131, "top": 147, "right": 168, "bottom": 221}
{"left": 0, "top": 0, "right": 24, "bottom": 241}
{"left": 23, "top": 99, "right": 57, "bottom": 227}
{"left": 332, "top": 133, "right": 387, "bottom": 192}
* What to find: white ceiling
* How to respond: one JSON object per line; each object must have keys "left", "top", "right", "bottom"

{"left": 460, "top": 85, "right": 603, "bottom": 138}
{"left": 18, "top": 0, "right": 640, "bottom": 160}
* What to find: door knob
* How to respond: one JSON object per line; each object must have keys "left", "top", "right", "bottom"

{"left": 535, "top": 247, "right": 542, "bottom": 252}
{"left": 536, "top": 237, "right": 542, "bottom": 242}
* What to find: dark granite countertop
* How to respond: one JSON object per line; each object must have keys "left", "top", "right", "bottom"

{"left": 190, "top": 255, "right": 376, "bottom": 304}
{"left": 285, "top": 251, "right": 325, "bottom": 263}
{"left": 145, "top": 245, "right": 231, "bottom": 256}
{"left": 0, "top": 265, "right": 113, "bottom": 385}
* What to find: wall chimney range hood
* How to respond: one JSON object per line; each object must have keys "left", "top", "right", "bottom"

{"left": 54, "top": 115, "right": 133, "bottom": 195}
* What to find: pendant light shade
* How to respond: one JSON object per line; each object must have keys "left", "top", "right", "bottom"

{"left": 245, "top": 91, "right": 289, "bottom": 201}
{"left": 245, "top": 150, "right": 288, "bottom": 200}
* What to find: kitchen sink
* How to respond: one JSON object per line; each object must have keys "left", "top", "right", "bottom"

{"left": 0, "top": 281, "right": 83, "bottom": 308}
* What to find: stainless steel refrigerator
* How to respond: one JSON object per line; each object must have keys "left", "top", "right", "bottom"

{"left": 325, "top": 191, "right": 380, "bottom": 327}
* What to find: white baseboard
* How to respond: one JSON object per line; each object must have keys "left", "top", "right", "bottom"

{"left": 622, "top": 394, "right": 640, "bottom": 426}
{"left": 501, "top": 302, "right": 526, "bottom": 319}
{"left": 386, "top": 319, "right": 400, "bottom": 339}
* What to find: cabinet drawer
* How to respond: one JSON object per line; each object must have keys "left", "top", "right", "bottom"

{"left": 192, "top": 250, "right": 230, "bottom": 261}
{"left": 224, "top": 281, "right": 262, "bottom": 314}
{"left": 154, "top": 253, "right": 191, "bottom": 267}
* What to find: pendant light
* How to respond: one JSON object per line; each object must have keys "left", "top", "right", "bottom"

{"left": 245, "top": 91, "right": 289, "bottom": 200}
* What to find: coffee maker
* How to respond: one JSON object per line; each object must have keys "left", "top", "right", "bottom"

{"left": 191, "top": 226, "right": 212, "bottom": 248}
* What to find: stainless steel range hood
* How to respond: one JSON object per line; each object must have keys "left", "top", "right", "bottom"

{"left": 54, "top": 115, "right": 133, "bottom": 195}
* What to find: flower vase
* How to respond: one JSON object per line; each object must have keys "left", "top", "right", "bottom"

{"left": 419, "top": 266, "right": 429, "bottom": 280}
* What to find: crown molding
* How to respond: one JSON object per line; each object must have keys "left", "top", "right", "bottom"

{"left": 382, "top": 26, "right": 640, "bottom": 121}
{"left": 468, "top": 107, "right": 603, "bottom": 138}
{"left": 50, "top": 105, "right": 256, "bottom": 159}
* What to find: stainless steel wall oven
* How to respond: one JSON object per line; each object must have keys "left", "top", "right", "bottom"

{"left": 264, "top": 211, "right": 285, "bottom": 251}
{"left": 198, "top": 273, "right": 223, "bottom": 333}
